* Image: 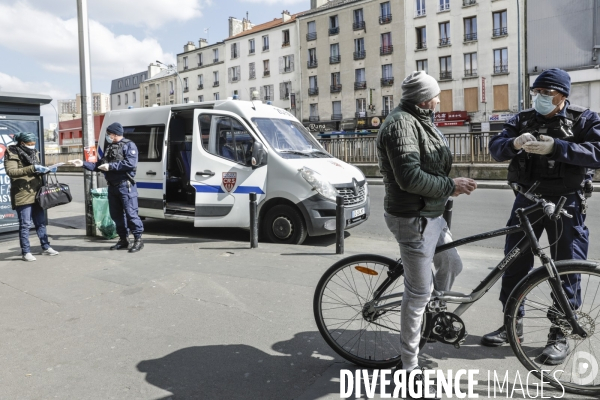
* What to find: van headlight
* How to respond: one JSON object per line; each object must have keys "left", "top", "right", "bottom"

{"left": 299, "top": 167, "right": 337, "bottom": 201}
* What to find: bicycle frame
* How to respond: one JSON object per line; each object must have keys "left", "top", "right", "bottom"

{"left": 370, "top": 200, "right": 589, "bottom": 337}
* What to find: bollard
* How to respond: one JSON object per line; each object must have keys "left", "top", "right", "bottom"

{"left": 249, "top": 192, "right": 258, "bottom": 248}
{"left": 336, "top": 195, "right": 344, "bottom": 254}
{"left": 443, "top": 198, "right": 454, "bottom": 230}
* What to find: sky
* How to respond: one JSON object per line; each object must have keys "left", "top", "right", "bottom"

{"left": 0, "top": 0, "right": 309, "bottom": 128}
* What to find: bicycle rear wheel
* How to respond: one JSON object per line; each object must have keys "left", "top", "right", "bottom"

{"left": 313, "top": 254, "right": 427, "bottom": 369}
{"left": 505, "top": 261, "right": 600, "bottom": 395}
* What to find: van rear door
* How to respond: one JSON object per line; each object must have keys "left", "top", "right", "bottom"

{"left": 191, "top": 109, "right": 267, "bottom": 227}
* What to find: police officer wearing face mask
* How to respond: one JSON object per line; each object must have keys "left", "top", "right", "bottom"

{"left": 69, "top": 122, "right": 144, "bottom": 252}
{"left": 485, "top": 69, "right": 600, "bottom": 365}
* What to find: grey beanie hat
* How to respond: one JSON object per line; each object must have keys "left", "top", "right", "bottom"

{"left": 401, "top": 71, "right": 440, "bottom": 104}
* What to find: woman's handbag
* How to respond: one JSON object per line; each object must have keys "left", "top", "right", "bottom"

{"left": 36, "top": 173, "right": 73, "bottom": 209}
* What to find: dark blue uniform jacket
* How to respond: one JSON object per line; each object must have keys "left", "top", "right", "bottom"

{"left": 82, "top": 140, "right": 139, "bottom": 184}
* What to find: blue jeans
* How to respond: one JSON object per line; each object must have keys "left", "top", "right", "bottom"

{"left": 16, "top": 203, "right": 50, "bottom": 255}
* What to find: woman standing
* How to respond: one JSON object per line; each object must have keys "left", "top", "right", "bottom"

{"left": 4, "top": 132, "right": 59, "bottom": 261}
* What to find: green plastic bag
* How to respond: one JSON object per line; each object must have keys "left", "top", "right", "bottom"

{"left": 91, "top": 188, "right": 118, "bottom": 239}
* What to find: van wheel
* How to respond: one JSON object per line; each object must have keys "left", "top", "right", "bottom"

{"left": 263, "top": 205, "right": 308, "bottom": 245}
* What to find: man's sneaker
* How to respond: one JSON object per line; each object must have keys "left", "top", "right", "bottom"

{"left": 481, "top": 318, "right": 523, "bottom": 347}
{"left": 42, "top": 247, "right": 59, "bottom": 256}
{"left": 410, "top": 367, "right": 440, "bottom": 400}
{"left": 535, "top": 327, "right": 570, "bottom": 365}
{"left": 22, "top": 253, "right": 36, "bottom": 262}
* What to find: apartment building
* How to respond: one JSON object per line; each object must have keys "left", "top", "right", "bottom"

{"left": 57, "top": 99, "right": 77, "bottom": 115}
{"left": 405, "top": 0, "right": 524, "bottom": 131}
{"left": 140, "top": 63, "right": 179, "bottom": 106}
{"left": 298, "top": 0, "right": 406, "bottom": 132}
{"left": 177, "top": 39, "right": 227, "bottom": 104}
{"left": 223, "top": 11, "right": 301, "bottom": 118}
{"left": 110, "top": 71, "right": 147, "bottom": 110}
{"left": 527, "top": 0, "right": 600, "bottom": 111}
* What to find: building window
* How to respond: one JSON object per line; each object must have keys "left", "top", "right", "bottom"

{"left": 493, "top": 10, "right": 508, "bottom": 36}
{"left": 439, "top": 0, "right": 450, "bottom": 12}
{"left": 381, "top": 64, "right": 393, "bottom": 86}
{"left": 262, "top": 35, "right": 269, "bottom": 51}
{"left": 231, "top": 43, "right": 238, "bottom": 59}
{"left": 464, "top": 16, "right": 477, "bottom": 41}
{"left": 494, "top": 48, "right": 508, "bottom": 73}
{"left": 262, "top": 84, "right": 273, "bottom": 101}
{"left": 228, "top": 66, "right": 240, "bottom": 82}
{"left": 132, "top": 92, "right": 136, "bottom": 103}
{"left": 170, "top": 81, "right": 174, "bottom": 95}
{"left": 249, "top": 62, "right": 256, "bottom": 79}
{"left": 494, "top": 84, "right": 509, "bottom": 110}
{"left": 198, "top": 95, "right": 204, "bottom": 102}
{"left": 198, "top": 74, "right": 203, "bottom": 89}
{"left": 307, "top": 48, "right": 317, "bottom": 68}
{"left": 263, "top": 59, "right": 270, "bottom": 76}
{"left": 353, "top": 9, "right": 365, "bottom": 30}
{"left": 416, "top": 59, "right": 428, "bottom": 73}
{"left": 117, "top": 95, "right": 121, "bottom": 105}
{"left": 439, "top": 56, "right": 452, "bottom": 80}
{"left": 380, "top": 2, "right": 392, "bottom": 23}
{"left": 213, "top": 48, "right": 219, "bottom": 62}
{"left": 330, "top": 43, "right": 340, "bottom": 63}
{"left": 381, "top": 32, "right": 393, "bottom": 55}
{"left": 118, "top": 81, "right": 122, "bottom": 89}
{"left": 249, "top": 39, "right": 255, "bottom": 54}
{"left": 416, "top": 0, "right": 426, "bottom": 16}
{"left": 126, "top": 78, "right": 130, "bottom": 86}
{"left": 331, "top": 72, "right": 341, "bottom": 93}
{"left": 279, "top": 81, "right": 292, "bottom": 100}
{"left": 281, "top": 55, "right": 294, "bottom": 73}
{"left": 282, "top": 30, "right": 290, "bottom": 46}
{"left": 184, "top": 97, "right": 189, "bottom": 103}
{"left": 332, "top": 101, "right": 342, "bottom": 120}
{"left": 213, "top": 71, "right": 219, "bottom": 86}
{"left": 198, "top": 52, "right": 203, "bottom": 66}
{"left": 329, "top": 15, "right": 339, "bottom": 35}
{"left": 439, "top": 22, "right": 450, "bottom": 46}
{"left": 354, "top": 38, "right": 366, "bottom": 59}
{"left": 356, "top": 98, "right": 366, "bottom": 117}
{"left": 183, "top": 56, "right": 188, "bottom": 69}
{"left": 125, "top": 93, "right": 128, "bottom": 104}
{"left": 214, "top": 92, "right": 220, "bottom": 100}
{"left": 309, "top": 103, "right": 319, "bottom": 121}
{"left": 416, "top": 26, "right": 426, "bottom": 49}
{"left": 383, "top": 95, "right": 394, "bottom": 116}
{"left": 355, "top": 68, "right": 366, "bottom": 90}
{"left": 464, "top": 53, "right": 478, "bottom": 77}
{"left": 309, "top": 75, "right": 318, "bottom": 95}
{"left": 307, "top": 21, "right": 317, "bottom": 41}
{"left": 464, "top": 87, "right": 478, "bottom": 112}
{"left": 133, "top": 77, "right": 137, "bottom": 85}
{"left": 183, "top": 77, "right": 189, "bottom": 91}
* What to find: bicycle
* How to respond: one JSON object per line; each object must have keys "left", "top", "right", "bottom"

{"left": 313, "top": 182, "right": 600, "bottom": 395}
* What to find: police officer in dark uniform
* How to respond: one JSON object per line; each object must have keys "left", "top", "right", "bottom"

{"left": 69, "top": 122, "right": 144, "bottom": 252}
{"left": 483, "top": 69, "right": 600, "bottom": 365}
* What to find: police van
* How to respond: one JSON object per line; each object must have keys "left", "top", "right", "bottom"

{"left": 97, "top": 99, "right": 370, "bottom": 244}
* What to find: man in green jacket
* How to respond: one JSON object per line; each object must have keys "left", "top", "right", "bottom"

{"left": 377, "top": 71, "right": 476, "bottom": 398}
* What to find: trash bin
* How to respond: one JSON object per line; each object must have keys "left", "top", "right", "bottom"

{"left": 91, "top": 188, "right": 117, "bottom": 239}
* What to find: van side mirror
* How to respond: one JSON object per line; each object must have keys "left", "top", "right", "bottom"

{"left": 251, "top": 141, "right": 267, "bottom": 167}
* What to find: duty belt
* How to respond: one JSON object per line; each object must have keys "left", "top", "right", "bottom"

{"left": 106, "top": 180, "right": 127, "bottom": 187}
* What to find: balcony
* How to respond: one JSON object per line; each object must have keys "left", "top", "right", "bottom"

{"left": 282, "top": 41, "right": 290, "bottom": 47}
{"left": 380, "top": 45, "right": 393, "bottom": 55}
{"left": 284, "top": 66, "right": 292, "bottom": 73}
{"left": 463, "top": 0, "right": 477, "bottom": 5}
{"left": 306, "top": 32, "right": 317, "bottom": 41}
{"left": 493, "top": 27, "right": 508, "bottom": 37}
{"left": 438, "top": 2, "right": 450, "bottom": 12}
{"left": 331, "top": 113, "right": 343, "bottom": 121}
{"left": 439, "top": 71, "right": 452, "bottom": 80}
{"left": 355, "top": 111, "right": 367, "bottom": 118}
{"left": 307, "top": 60, "right": 318, "bottom": 69}
{"left": 329, "top": 27, "right": 339, "bottom": 35}
{"left": 439, "top": 37, "right": 451, "bottom": 46}
{"left": 308, "top": 87, "right": 319, "bottom": 96}
{"left": 249, "top": 48, "right": 255, "bottom": 54}
{"left": 213, "top": 58, "right": 219, "bottom": 63}
{"left": 197, "top": 84, "right": 203, "bottom": 90}
{"left": 381, "top": 77, "right": 394, "bottom": 86}
{"left": 353, "top": 21, "right": 365, "bottom": 31}
{"left": 264, "top": 71, "right": 270, "bottom": 77}
{"left": 329, "top": 55, "right": 341, "bottom": 64}
{"left": 309, "top": 116, "right": 320, "bottom": 122}
{"left": 415, "top": 8, "right": 426, "bottom": 17}
{"left": 183, "top": 87, "right": 189, "bottom": 93}
{"left": 494, "top": 64, "right": 508, "bottom": 74}
{"left": 464, "top": 69, "right": 478, "bottom": 78}
{"left": 231, "top": 76, "right": 239, "bottom": 82}
{"left": 213, "top": 81, "right": 220, "bottom": 87}
{"left": 264, "top": 96, "right": 271, "bottom": 101}
{"left": 263, "top": 45, "right": 269, "bottom": 51}
{"left": 416, "top": 42, "right": 427, "bottom": 50}
{"left": 464, "top": 33, "right": 478, "bottom": 42}
{"left": 353, "top": 51, "right": 366, "bottom": 60}
{"left": 379, "top": 14, "right": 392, "bottom": 24}
{"left": 354, "top": 81, "right": 367, "bottom": 90}
{"left": 330, "top": 84, "right": 342, "bottom": 93}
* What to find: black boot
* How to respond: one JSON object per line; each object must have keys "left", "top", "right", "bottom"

{"left": 128, "top": 237, "right": 144, "bottom": 253}
{"left": 110, "top": 238, "right": 130, "bottom": 250}
{"left": 536, "top": 327, "right": 570, "bottom": 365}
{"left": 481, "top": 318, "right": 523, "bottom": 347}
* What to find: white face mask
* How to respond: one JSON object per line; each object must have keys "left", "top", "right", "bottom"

{"left": 24, "top": 144, "right": 36, "bottom": 150}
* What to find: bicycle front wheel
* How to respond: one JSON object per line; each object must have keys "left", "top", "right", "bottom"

{"left": 314, "top": 254, "right": 418, "bottom": 369}
{"left": 505, "top": 261, "right": 600, "bottom": 395}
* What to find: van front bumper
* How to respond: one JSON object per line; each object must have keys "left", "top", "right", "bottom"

{"left": 296, "top": 193, "right": 370, "bottom": 237}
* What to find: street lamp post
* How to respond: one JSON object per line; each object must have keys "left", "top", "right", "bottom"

{"left": 156, "top": 60, "right": 184, "bottom": 104}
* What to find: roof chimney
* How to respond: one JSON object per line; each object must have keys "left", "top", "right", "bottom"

{"left": 184, "top": 41, "right": 196, "bottom": 52}
{"left": 199, "top": 38, "right": 208, "bottom": 48}
{"left": 282, "top": 10, "right": 291, "bottom": 22}
{"left": 148, "top": 63, "right": 161, "bottom": 79}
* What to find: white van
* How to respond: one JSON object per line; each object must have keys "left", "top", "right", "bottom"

{"left": 98, "top": 99, "right": 370, "bottom": 244}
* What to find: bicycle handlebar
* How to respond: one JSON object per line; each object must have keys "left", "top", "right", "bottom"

{"left": 510, "top": 181, "right": 573, "bottom": 220}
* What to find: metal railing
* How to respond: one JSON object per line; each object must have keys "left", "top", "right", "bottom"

{"left": 249, "top": 48, "right": 255, "bottom": 54}
{"left": 463, "top": 0, "right": 477, "bottom": 5}
{"left": 438, "top": 2, "right": 450, "bottom": 12}
{"left": 213, "top": 81, "right": 219, "bottom": 87}
{"left": 197, "top": 84, "right": 203, "bottom": 90}
{"left": 464, "top": 69, "right": 477, "bottom": 77}
{"left": 156, "top": 93, "right": 161, "bottom": 98}
{"left": 329, "top": 27, "right": 339, "bottom": 35}
{"left": 354, "top": 81, "right": 367, "bottom": 90}
{"left": 353, "top": 21, "right": 365, "bottom": 30}
{"left": 330, "top": 84, "right": 342, "bottom": 93}
{"left": 381, "top": 77, "right": 394, "bottom": 86}
{"left": 309, "top": 116, "right": 320, "bottom": 122}
{"left": 331, "top": 113, "right": 342, "bottom": 121}
{"left": 306, "top": 32, "right": 317, "bottom": 41}
{"left": 307, "top": 60, "right": 318, "bottom": 68}
{"left": 379, "top": 14, "right": 392, "bottom": 24}
{"left": 440, "top": 71, "right": 452, "bottom": 80}
{"left": 264, "top": 96, "right": 271, "bottom": 101}
{"left": 330, "top": 55, "right": 341, "bottom": 64}
{"left": 464, "top": 32, "right": 477, "bottom": 41}
{"left": 493, "top": 27, "right": 508, "bottom": 37}
{"left": 308, "top": 87, "right": 319, "bottom": 96}
{"left": 213, "top": 58, "right": 219, "bottom": 63}
{"left": 494, "top": 64, "right": 508, "bottom": 74}
{"left": 416, "top": 42, "right": 427, "bottom": 50}
{"left": 282, "top": 41, "right": 290, "bottom": 47}
{"left": 263, "top": 71, "right": 270, "bottom": 77}
{"left": 183, "top": 87, "right": 189, "bottom": 92}
{"left": 415, "top": 9, "right": 426, "bottom": 17}
{"left": 353, "top": 51, "right": 366, "bottom": 60}
{"left": 316, "top": 132, "right": 504, "bottom": 164}
{"left": 380, "top": 45, "right": 393, "bottom": 55}
{"left": 439, "top": 37, "right": 451, "bottom": 46}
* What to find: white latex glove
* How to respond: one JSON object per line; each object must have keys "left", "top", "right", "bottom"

{"left": 67, "top": 159, "right": 83, "bottom": 167}
{"left": 512, "top": 133, "right": 537, "bottom": 150}
{"left": 522, "top": 135, "right": 555, "bottom": 155}
{"left": 98, "top": 163, "right": 110, "bottom": 171}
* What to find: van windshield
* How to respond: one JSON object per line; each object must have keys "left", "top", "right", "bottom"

{"left": 252, "top": 118, "right": 331, "bottom": 158}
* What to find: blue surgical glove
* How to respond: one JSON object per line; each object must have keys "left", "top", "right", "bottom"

{"left": 34, "top": 165, "right": 51, "bottom": 174}
{"left": 49, "top": 166, "right": 58, "bottom": 173}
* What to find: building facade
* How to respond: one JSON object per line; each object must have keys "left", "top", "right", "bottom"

{"left": 298, "top": 0, "right": 406, "bottom": 133}
{"left": 176, "top": 39, "right": 227, "bottom": 104}
{"left": 110, "top": 71, "right": 147, "bottom": 110}
{"left": 75, "top": 93, "right": 110, "bottom": 114}
{"left": 527, "top": 0, "right": 600, "bottom": 111}
{"left": 140, "top": 64, "right": 179, "bottom": 107}
{"left": 57, "top": 99, "right": 77, "bottom": 115}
